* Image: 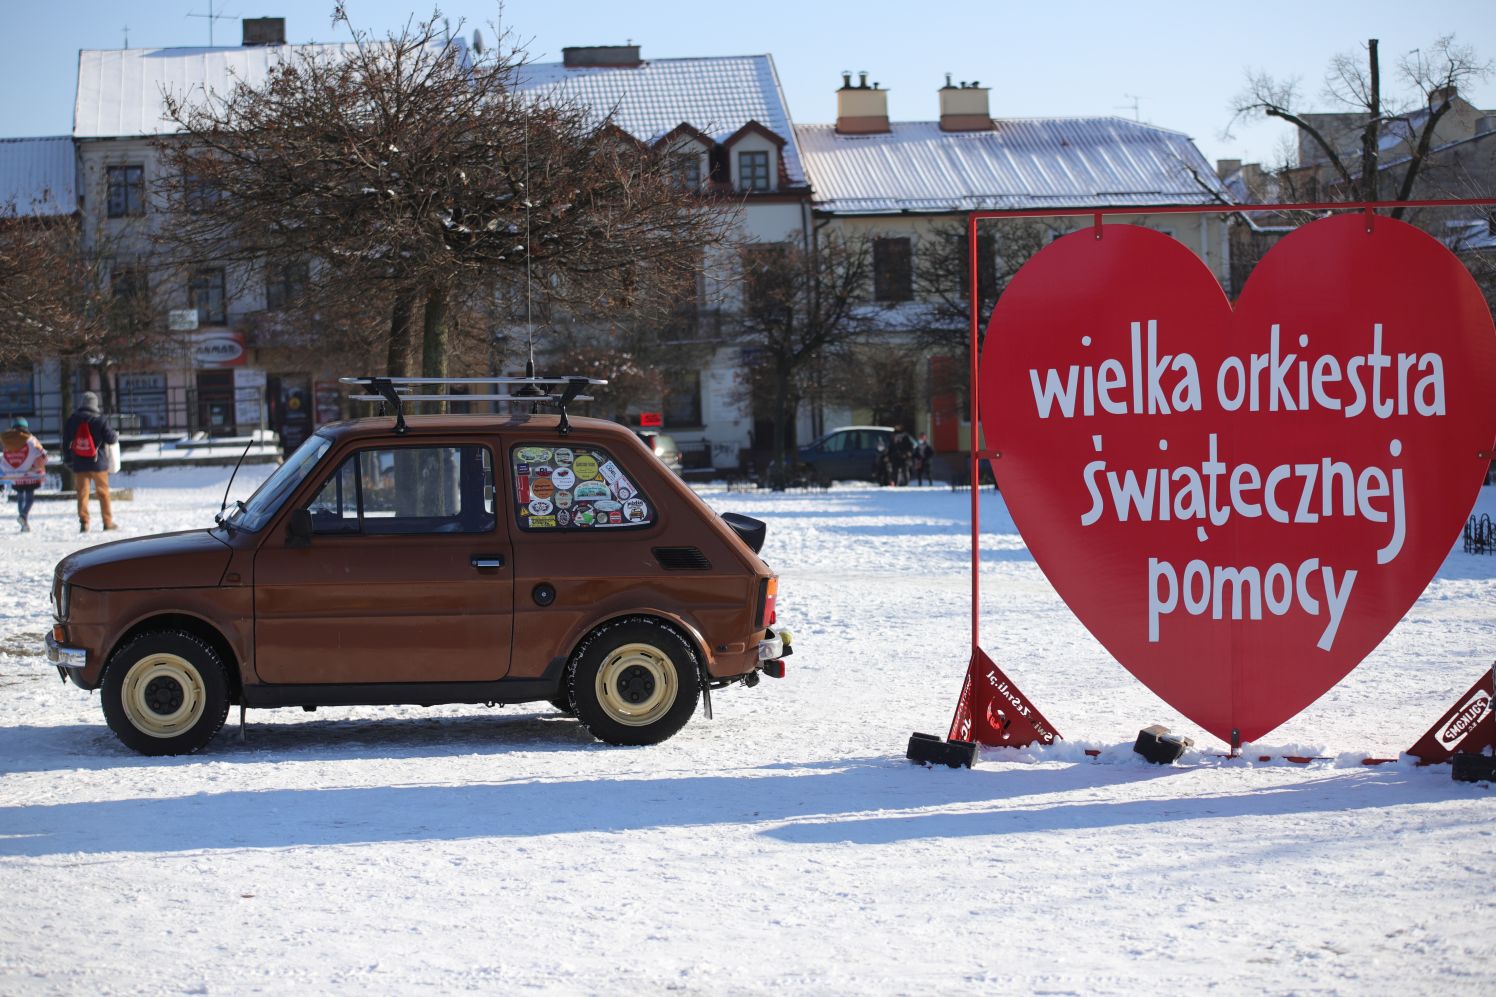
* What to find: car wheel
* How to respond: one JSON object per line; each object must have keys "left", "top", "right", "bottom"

{"left": 548, "top": 689, "right": 576, "bottom": 716}
{"left": 569, "top": 617, "right": 700, "bottom": 746}
{"left": 101, "top": 630, "right": 230, "bottom": 756}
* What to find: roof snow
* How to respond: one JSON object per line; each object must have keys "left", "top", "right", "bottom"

{"left": 515, "top": 55, "right": 807, "bottom": 187}
{"left": 0, "top": 137, "right": 76, "bottom": 216}
{"left": 795, "top": 118, "right": 1232, "bottom": 214}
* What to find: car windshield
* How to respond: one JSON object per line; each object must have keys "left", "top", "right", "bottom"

{"left": 225, "top": 433, "right": 332, "bottom": 532}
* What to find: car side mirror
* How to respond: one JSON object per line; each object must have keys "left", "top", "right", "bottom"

{"left": 286, "top": 508, "right": 313, "bottom": 548}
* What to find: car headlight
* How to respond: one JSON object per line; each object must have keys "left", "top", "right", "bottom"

{"left": 53, "top": 581, "right": 70, "bottom": 621}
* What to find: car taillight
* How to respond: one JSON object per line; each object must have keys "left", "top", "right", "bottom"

{"left": 757, "top": 577, "right": 777, "bottom": 629}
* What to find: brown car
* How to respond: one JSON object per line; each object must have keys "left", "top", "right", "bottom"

{"left": 46, "top": 412, "right": 791, "bottom": 756}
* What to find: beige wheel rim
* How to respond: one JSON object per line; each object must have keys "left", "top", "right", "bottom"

{"left": 120, "top": 652, "right": 206, "bottom": 738}
{"left": 595, "top": 642, "right": 678, "bottom": 727}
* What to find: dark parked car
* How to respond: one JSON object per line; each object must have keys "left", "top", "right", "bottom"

{"left": 797, "top": 426, "right": 893, "bottom": 482}
{"left": 635, "top": 430, "right": 683, "bottom": 475}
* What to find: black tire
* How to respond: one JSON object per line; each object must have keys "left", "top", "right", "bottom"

{"left": 568, "top": 617, "right": 700, "bottom": 746}
{"left": 548, "top": 689, "right": 576, "bottom": 716}
{"left": 101, "top": 630, "right": 230, "bottom": 756}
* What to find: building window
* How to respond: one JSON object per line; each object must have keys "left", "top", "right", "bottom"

{"left": 106, "top": 165, "right": 145, "bottom": 218}
{"left": 738, "top": 150, "right": 770, "bottom": 192}
{"left": 873, "top": 237, "right": 913, "bottom": 302}
{"left": 663, "top": 370, "right": 703, "bottom": 427}
{"left": 672, "top": 153, "right": 702, "bottom": 190}
{"left": 184, "top": 173, "right": 224, "bottom": 214}
{"left": 265, "top": 260, "right": 309, "bottom": 311}
{"left": 955, "top": 233, "right": 996, "bottom": 302}
{"left": 189, "top": 267, "right": 228, "bottom": 325}
{"left": 111, "top": 265, "right": 150, "bottom": 330}
{"left": 743, "top": 242, "right": 788, "bottom": 318}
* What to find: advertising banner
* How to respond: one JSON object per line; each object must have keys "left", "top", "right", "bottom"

{"left": 980, "top": 215, "right": 1496, "bottom": 743}
{"left": 191, "top": 330, "right": 246, "bottom": 368}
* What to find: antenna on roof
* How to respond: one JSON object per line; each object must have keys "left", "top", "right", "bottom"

{"left": 1117, "top": 94, "right": 1142, "bottom": 122}
{"left": 186, "top": 0, "right": 238, "bottom": 46}
{"left": 123, "top": 24, "right": 129, "bottom": 48}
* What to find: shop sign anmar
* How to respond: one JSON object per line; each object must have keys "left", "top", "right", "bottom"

{"left": 191, "top": 330, "right": 246, "bottom": 368}
{"left": 981, "top": 214, "right": 1496, "bottom": 743}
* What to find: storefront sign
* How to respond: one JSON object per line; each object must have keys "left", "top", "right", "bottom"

{"left": 639, "top": 411, "right": 663, "bottom": 427}
{"left": 981, "top": 215, "right": 1496, "bottom": 743}
{"left": 191, "top": 330, "right": 246, "bottom": 368}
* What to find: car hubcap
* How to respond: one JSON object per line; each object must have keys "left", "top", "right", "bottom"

{"left": 121, "top": 653, "right": 206, "bottom": 738}
{"left": 596, "top": 642, "right": 677, "bottom": 727}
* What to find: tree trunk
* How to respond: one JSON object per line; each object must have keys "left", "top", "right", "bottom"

{"left": 771, "top": 361, "right": 792, "bottom": 488}
{"left": 386, "top": 290, "right": 417, "bottom": 377}
{"left": 421, "top": 285, "right": 450, "bottom": 413}
{"left": 57, "top": 356, "right": 74, "bottom": 492}
{"left": 1360, "top": 38, "right": 1381, "bottom": 203}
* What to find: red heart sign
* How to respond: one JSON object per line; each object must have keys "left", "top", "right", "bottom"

{"left": 982, "top": 215, "right": 1496, "bottom": 743}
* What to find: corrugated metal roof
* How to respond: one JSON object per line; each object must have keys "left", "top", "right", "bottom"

{"left": 74, "top": 44, "right": 368, "bottom": 139}
{"left": 516, "top": 55, "right": 807, "bottom": 186}
{"left": 0, "top": 137, "right": 76, "bottom": 215}
{"left": 795, "top": 118, "right": 1231, "bottom": 214}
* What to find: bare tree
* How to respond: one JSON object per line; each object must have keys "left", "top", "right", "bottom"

{"left": 733, "top": 231, "right": 873, "bottom": 478}
{"left": 906, "top": 218, "right": 1055, "bottom": 406}
{"left": 0, "top": 205, "right": 165, "bottom": 420}
{"left": 154, "top": 5, "right": 732, "bottom": 389}
{"left": 1228, "top": 35, "right": 1492, "bottom": 216}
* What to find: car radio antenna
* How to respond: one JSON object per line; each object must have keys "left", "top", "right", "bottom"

{"left": 217, "top": 431, "right": 259, "bottom": 526}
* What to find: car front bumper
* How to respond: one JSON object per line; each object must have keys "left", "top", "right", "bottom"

{"left": 45, "top": 630, "right": 88, "bottom": 676}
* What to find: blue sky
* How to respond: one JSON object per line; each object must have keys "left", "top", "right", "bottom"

{"left": 4, "top": 0, "right": 1493, "bottom": 168}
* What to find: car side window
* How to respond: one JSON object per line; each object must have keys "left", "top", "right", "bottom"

{"left": 307, "top": 445, "right": 495, "bottom": 535}
{"left": 511, "top": 443, "right": 654, "bottom": 531}
{"left": 822, "top": 433, "right": 848, "bottom": 453}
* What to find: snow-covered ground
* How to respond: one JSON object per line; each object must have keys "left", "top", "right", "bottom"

{"left": 2, "top": 466, "right": 1493, "bottom": 994}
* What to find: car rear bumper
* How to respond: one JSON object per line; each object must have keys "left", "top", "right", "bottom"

{"left": 757, "top": 628, "right": 793, "bottom": 661}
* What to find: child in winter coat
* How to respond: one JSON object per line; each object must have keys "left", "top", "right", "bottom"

{"left": 1, "top": 417, "right": 47, "bottom": 532}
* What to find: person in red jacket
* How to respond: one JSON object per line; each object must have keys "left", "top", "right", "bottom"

{"left": 62, "top": 392, "right": 119, "bottom": 532}
{"left": 1, "top": 416, "right": 47, "bottom": 532}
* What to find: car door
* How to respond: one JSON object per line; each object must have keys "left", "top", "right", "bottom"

{"left": 252, "top": 441, "right": 514, "bottom": 685}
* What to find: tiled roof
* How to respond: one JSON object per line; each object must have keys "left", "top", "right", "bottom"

{"left": 516, "top": 56, "right": 807, "bottom": 187}
{"left": 0, "top": 137, "right": 76, "bottom": 216}
{"left": 795, "top": 118, "right": 1231, "bottom": 214}
{"left": 74, "top": 43, "right": 389, "bottom": 139}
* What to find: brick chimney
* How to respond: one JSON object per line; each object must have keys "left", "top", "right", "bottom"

{"left": 836, "top": 71, "right": 890, "bottom": 135}
{"left": 938, "top": 75, "right": 992, "bottom": 132}
{"left": 242, "top": 17, "right": 286, "bottom": 46}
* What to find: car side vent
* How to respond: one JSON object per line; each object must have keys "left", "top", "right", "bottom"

{"left": 653, "top": 546, "right": 712, "bottom": 571}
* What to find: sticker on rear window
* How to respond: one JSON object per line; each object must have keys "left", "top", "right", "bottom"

{"left": 511, "top": 444, "right": 654, "bottom": 532}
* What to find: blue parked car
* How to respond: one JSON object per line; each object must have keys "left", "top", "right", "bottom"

{"left": 797, "top": 425, "right": 893, "bottom": 482}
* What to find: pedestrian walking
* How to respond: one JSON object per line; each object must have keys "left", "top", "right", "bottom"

{"left": 63, "top": 391, "right": 119, "bottom": 532}
{"left": 1, "top": 417, "right": 46, "bottom": 532}
{"left": 889, "top": 425, "right": 914, "bottom": 487}
{"left": 912, "top": 431, "right": 935, "bottom": 485}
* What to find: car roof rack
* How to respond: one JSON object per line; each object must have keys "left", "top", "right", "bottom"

{"left": 339, "top": 375, "right": 608, "bottom": 436}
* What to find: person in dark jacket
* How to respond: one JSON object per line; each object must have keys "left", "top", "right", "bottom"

{"left": 1, "top": 416, "right": 47, "bottom": 532}
{"left": 63, "top": 392, "right": 119, "bottom": 532}
{"left": 889, "top": 425, "right": 914, "bottom": 487}
{"left": 912, "top": 431, "right": 935, "bottom": 486}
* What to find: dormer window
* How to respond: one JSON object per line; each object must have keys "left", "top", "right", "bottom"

{"left": 672, "top": 153, "right": 703, "bottom": 190}
{"left": 738, "top": 151, "right": 770, "bottom": 192}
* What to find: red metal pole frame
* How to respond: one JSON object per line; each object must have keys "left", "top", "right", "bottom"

{"left": 961, "top": 195, "right": 1496, "bottom": 663}
{"left": 968, "top": 213, "right": 981, "bottom": 655}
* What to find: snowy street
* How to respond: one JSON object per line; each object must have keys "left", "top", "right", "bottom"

{"left": 1, "top": 466, "right": 1493, "bottom": 994}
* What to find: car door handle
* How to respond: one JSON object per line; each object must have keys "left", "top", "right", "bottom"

{"left": 471, "top": 555, "right": 505, "bottom": 569}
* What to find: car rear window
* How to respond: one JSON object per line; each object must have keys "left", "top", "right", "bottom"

{"left": 510, "top": 443, "right": 655, "bottom": 531}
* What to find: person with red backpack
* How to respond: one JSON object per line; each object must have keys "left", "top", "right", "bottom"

{"left": 62, "top": 391, "right": 119, "bottom": 532}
